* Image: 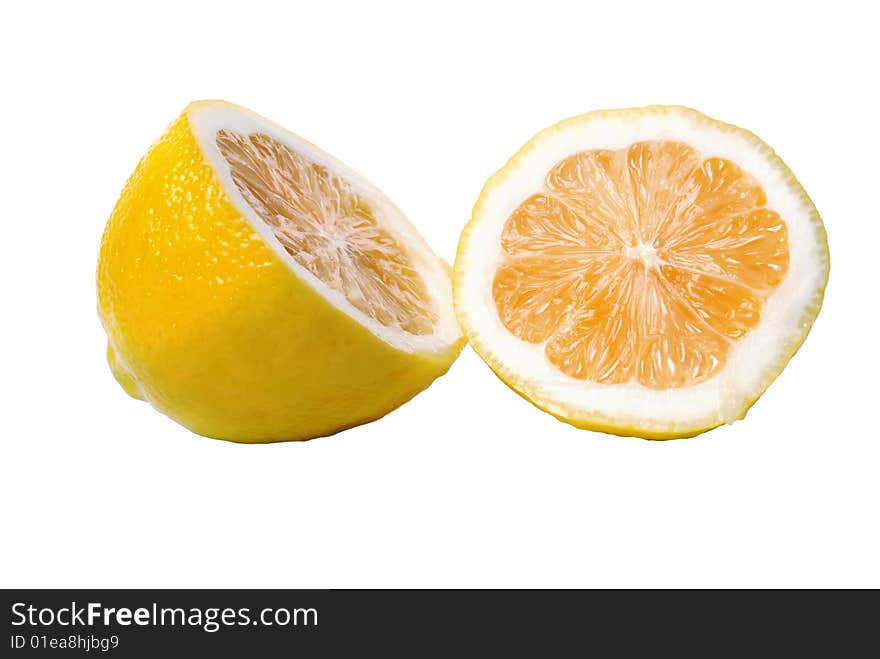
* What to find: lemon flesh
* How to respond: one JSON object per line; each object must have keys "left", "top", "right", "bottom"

{"left": 98, "top": 101, "right": 462, "bottom": 442}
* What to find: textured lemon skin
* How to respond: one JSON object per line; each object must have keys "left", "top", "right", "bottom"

{"left": 98, "top": 112, "right": 462, "bottom": 442}
{"left": 453, "top": 106, "right": 829, "bottom": 440}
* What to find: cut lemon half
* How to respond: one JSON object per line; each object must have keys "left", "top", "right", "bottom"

{"left": 454, "top": 106, "right": 828, "bottom": 439}
{"left": 98, "top": 100, "right": 462, "bottom": 442}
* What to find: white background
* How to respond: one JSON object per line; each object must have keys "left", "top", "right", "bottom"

{"left": 2, "top": 0, "right": 877, "bottom": 588}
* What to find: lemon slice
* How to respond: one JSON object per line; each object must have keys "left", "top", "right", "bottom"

{"left": 98, "top": 100, "right": 462, "bottom": 442}
{"left": 454, "top": 106, "right": 829, "bottom": 439}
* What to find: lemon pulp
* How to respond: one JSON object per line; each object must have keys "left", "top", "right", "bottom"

{"left": 216, "top": 129, "right": 437, "bottom": 335}
{"left": 493, "top": 141, "right": 789, "bottom": 389}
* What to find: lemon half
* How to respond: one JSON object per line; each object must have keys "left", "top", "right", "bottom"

{"left": 453, "top": 106, "right": 829, "bottom": 439}
{"left": 98, "top": 101, "right": 463, "bottom": 442}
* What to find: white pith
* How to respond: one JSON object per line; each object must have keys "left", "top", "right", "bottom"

{"left": 187, "top": 100, "right": 461, "bottom": 355}
{"left": 456, "top": 107, "right": 828, "bottom": 434}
